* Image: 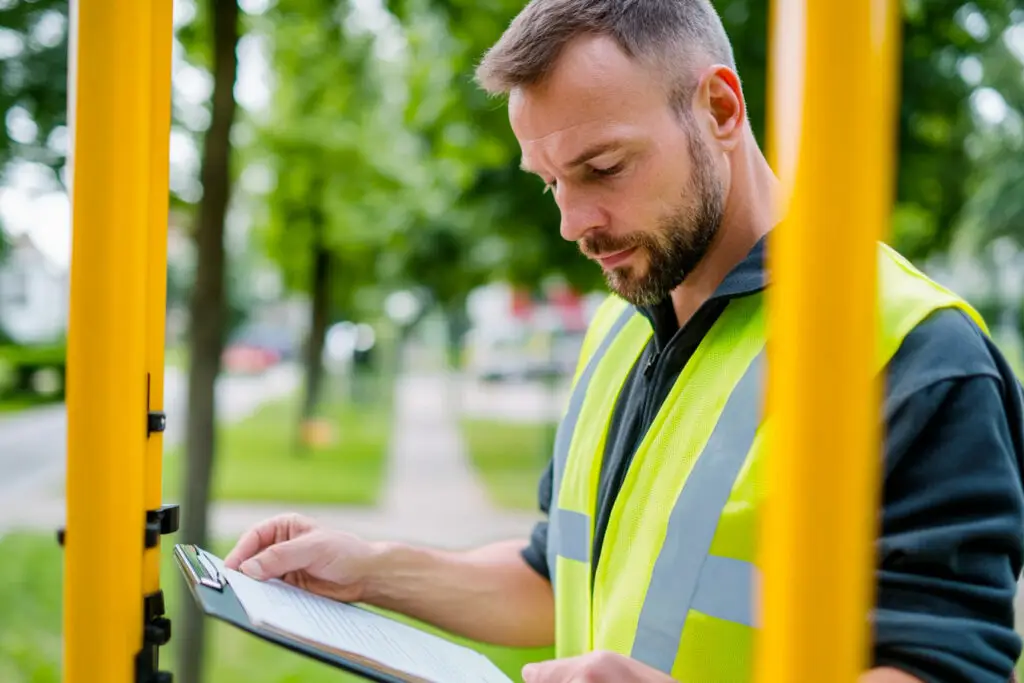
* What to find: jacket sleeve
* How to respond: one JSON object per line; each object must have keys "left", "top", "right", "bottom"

{"left": 873, "top": 310, "right": 1024, "bottom": 682}
{"left": 520, "top": 459, "right": 554, "bottom": 581}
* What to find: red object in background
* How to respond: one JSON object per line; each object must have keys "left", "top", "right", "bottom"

{"left": 549, "top": 284, "right": 586, "bottom": 332}
{"left": 222, "top": 344, "right": 279, "bottom": 374}
{"left": 510, "top": 284, "right": 586, "bottom": 331}
{"left": 511, "top": 288, "right": 534, "bottom": 320}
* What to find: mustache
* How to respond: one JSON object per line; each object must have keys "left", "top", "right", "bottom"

{"left": 578, "top": 232, "right": 645, "bottom": 259}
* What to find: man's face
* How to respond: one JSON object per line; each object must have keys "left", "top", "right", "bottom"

{"left": 509, "top": 35, "right": 726, "bottom": 306}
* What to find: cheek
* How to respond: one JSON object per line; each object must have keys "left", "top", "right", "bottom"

{"left": 604, "top": 169, "right": 672, "bottom": 228}
{"left": 596, "top": 188, "right": 639, "bottom": 237}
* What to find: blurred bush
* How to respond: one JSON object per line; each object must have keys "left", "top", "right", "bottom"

{"left": 0, "top": 342, "right": 66, "bottom": 406}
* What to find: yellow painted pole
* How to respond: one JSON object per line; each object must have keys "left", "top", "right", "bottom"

{"left": 63, "top": 0, "right": 151, "bottom": 681}
{"left": 758, "top": 1, "right": 901, "bottom": 682}
{"left": 143, "top": 0, "right": 174, "bottom": 599}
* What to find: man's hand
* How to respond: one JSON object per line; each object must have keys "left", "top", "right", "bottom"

{"left": 223, "top": 512, "right": 379, "bottom": 603}
{"left": 521, "top": 651, "right": 676, "bottom": 683}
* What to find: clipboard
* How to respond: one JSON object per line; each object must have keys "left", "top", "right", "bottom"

{"left": 173, "top": 543, "right": 415, "bottom": 683}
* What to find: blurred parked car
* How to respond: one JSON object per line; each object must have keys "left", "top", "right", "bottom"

{"left": 465, "top": 325, "right": 583, "bottom": 383}
{"left": 222, "top": 323, "right": 296, "bottom": 375}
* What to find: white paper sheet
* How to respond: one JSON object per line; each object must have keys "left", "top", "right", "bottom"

{"left": 204, "top": 552, "right": 514, "bottom": 683}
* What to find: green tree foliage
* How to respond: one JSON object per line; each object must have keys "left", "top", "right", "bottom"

{"left": 255, "top": 0, "right": 398, "bottom": 315}
{"left": 958, "top": 7, "right": 1024, "bottom": 247}
{"left": 0, "top": 0, "right": 68, "bottom": 184}
{"left": 252, "top": 0, "right": 446, "bottom": 416}
{"left": 0, "top": 0, "right": 70, "bottom": 262}
{"left": 894, "top": 0, "right": 1022, "bottom": 258}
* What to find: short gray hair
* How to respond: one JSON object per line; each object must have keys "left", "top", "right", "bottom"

{"left": 475, "top": 0, "right": 737, "bottom": 113}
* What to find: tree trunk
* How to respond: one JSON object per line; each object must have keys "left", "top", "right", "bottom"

{"left": 441, "top": 298, "right": 468, "bottom": 410}
{"left": 176, "top": 2, "right": 240, "bottom": 682}
{"left": 301, "top": 217, "right": 331, "bottom": 422}
{"left": 443, "top": 297, "right": 468, "bottom": 373}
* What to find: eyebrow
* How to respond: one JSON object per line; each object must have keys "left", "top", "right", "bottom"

{"left": 519, "top": 140, "right": 625, "bottom": 175}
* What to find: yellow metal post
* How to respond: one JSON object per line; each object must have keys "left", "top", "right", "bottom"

{"left": 759, "top": 1, "right": 901, "bottom": 682}
{"left": 62, "top": 0, "right": 171, "bottom": 681}
{"left": 144, "top": 0, "right": 174, "bottom": 599}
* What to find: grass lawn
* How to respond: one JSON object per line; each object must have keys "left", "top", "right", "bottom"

{"left": 162, "top": 391, "right": 392, "bottom": 505}
{"left": 0, "top": 396, "right": 60, "bottom": 413}
{"left": 461, "top": 419, "right": 555, "bottom": 511}
{"left": 0, "top": 533, "right": 552, "bottom": 683}
{"left": 0, "top": 534, "right": 63, "bottom": 683}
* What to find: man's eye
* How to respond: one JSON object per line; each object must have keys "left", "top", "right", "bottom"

{"left": 591, "top": 162, "right": 623, "bottom": 177}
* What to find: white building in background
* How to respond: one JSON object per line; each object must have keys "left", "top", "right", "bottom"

{"left": 0, "top": 232, "right": 69, "bottom": 344}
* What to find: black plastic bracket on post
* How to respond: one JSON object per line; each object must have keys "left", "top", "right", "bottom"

{"left": 145, "top": 371, "right": 166, "bottom": 438}
{"left": 147, "top": 411, "right": 167, "bottom": 435}
{"left": 137, "top": 503, "right": 179, "bottom": 683}
{"left": 56, "top": 499, "right": 179, "bottom": 550}
{"left": 58, "top": 503, "right": 181, "bottom": 681}
{"left": 135, "top": 589, "right": 173, "bottom": 683}
{"left": 145, "top": 504, "right": 180, "bottom": 549}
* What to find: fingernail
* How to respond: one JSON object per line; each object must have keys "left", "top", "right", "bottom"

{"left": 521, "top": 664, "right": 535, "bottom": 682}
{"left": 239, "top": 558, "right": 263, "bottom": 579}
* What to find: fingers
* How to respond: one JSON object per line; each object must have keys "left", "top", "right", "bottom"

{"left": 223, "top": 519, "right": 278, "bottom": 570}
{"left": 223, "top": 513, "right": 311, "bottom": 570}
{"left": 521, "top": 652, "right": 639, "bottom": 683}
{"left": 239, "top": 534, "right": 324, "bottom": 581}
{"left": 521, "top": 658, "right": 577, "bottom": 683}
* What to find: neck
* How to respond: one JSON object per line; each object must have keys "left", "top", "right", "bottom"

{"left": 669, "top": 129, "right": 777, "bottom": 326}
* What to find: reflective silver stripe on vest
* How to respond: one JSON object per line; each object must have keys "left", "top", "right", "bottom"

{"left": 631, "top": 348, "right": 766, "bottom": 673}
{"left": 552, "top": 509, "right": 590, "bottom": 563}
{"left": 547, "top": 304, "right": 637, "bottom": 586}
{"left": 689, "top": 555, "right": 757, "bottom": 628}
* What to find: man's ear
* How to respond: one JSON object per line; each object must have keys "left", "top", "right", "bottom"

{"left": 696, "top": 65, "right": 745, "bottom": 150}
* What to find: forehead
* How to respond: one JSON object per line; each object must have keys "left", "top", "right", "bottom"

{"left": 508, "top": 34, "right": 670, "bottom": 149}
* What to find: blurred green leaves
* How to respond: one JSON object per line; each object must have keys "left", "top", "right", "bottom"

{"left": 0, "top": 0, "right": 68, "bottom": 180}
{"left": 894, "top": 0, "right": 1022, "bottom": 258}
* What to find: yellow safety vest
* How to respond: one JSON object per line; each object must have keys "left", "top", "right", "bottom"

{"left": 548, "top": 242, "right": 989, "bottom": 681}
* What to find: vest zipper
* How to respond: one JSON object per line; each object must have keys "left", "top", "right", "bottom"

{"left": 643, "top": 352, "right": 659, "bottom": 379}
{"left": 636, "top": 346, "right": 668, "bottom": 447}
{"left": 636, "top": 299, "right": 728, "bottom": 441}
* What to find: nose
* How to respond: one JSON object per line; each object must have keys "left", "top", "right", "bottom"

{"left": 556, "top": 185, "right": 606, "bottom": 243}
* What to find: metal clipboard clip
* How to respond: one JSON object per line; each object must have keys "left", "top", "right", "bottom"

{"left": 175, "top": 543, "right": 226, "bottom": 592}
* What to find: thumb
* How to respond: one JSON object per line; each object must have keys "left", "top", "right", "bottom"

{"left": 239, "top": 536, "right": 318, "bottom": 581}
